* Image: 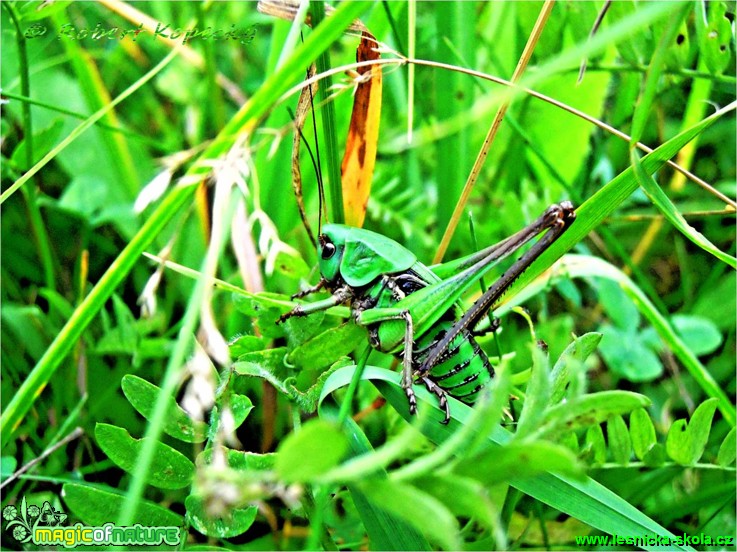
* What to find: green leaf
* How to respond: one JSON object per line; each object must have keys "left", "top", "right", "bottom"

{"left": 281, "top": 309, "right": 326, "bottom": 348}
{"left": 121, "top": 375, "right": 207, "bottom": 443}
{"left": 583, "top": 425, "right": 607, "bottom": 466}
{"left": 665, "top": 419, "right": 689, "bottom": 465}
{"left": 288, "top": 323, "right": 364, "bottom": 369}
{"left": 208, "top": 395, "right": 254, "bottom": 441}
{"left": 630, "top": 408, "right": 657, "bottom": 461}
{"left": 233, "top": 348, "right": 291, "bottom": 396}
{"left": 607, "top": 415, "right": 632, "bottom": 465}
{"left": 197, "top": 447, "right": 277, "bottom": 471}
{"left": 631, "top": 150, "right": 736, "bottom": 269}
{"left": 515, "top": 346, "right": 550, "bottom": 439}
{"left": 692, "top": 273, "right": 736, "bottom": 332}
{"left": 275, "top": 419, "right": 349, "bottom": 482}
{"left": 597, "top": 279, "right": 640, "bottom": 330}
{"left": 232, "top": 293, "right": 289, "bottom": 339}
{"left": 665, "top": 398, "right": 718, "bottom": 465}
{"left": 665, "top": 20, "right": 692, "bottom": 70}
{"left": 598, "top": 323, "right": 663, "bottom": 382}
{"left": 717, "top": 427, "right": 736, "bottom": 467}
{"left": 670, "top": 315, "right": 723, "bottom": 357}
{"left": 185, "top": 495, "right": 257, "bottom": 539}
{"left": 413, "top": 474, "right": 497, "bottom": 534}
{"left": 292, "top": 358, "right": 356, "bottom": 413}
{"left": 696, "top": 0, "right": 733, "bottom": 75}
{"left": 684, "top": 398, "right": 719, "bottom": 463}
{"left": 272, "top": 248, "right": 311, "bottom": 280}
{"left": 550, "top": 332, "right": 602, "bottom": 404}
{"left": 640, "top": 315, "right": 725, "bottom": 357}
{"left": 229, "top": 334, "right": 267, "bottom": 357}
{"left": 642, "top": 443, "right": 667, "bottom": 468}
{"left": 233, "top": 347, "right": 287, "bottom": 374}
{"left": 230, "top": 394, "right": 254, "bottom": 428}
{"left": 62, "top": 483, "right": 183, "bottom": 527}
{"left": 94, "top": 423, "right": 194, "bottom": 489}
{"left": 540, "top": 391, "right": 651, "bottom": 438}
{"left": 456, "top": 441, "right": 583, "bottom": 483}
{"left": 357, "top": 479, "right": 461, "bottom": 551}
{"left": 528, "top": 70, "right": 611, "bottom": 185}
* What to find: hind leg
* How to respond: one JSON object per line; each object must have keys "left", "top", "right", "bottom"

{"left": 418, "top": 375, "right": 451, "bottom": 424}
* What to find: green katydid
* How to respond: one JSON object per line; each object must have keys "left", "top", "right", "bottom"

{"left": 279, "top": 202, "right": 576, "bottom": 423}
{"left": 278, "top": 41, "right": 575, "bottom": 422}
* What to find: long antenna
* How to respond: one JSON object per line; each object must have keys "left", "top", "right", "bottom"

{"left": 288, "top": 106, "right": 323, "bottom": 246}
{"left": 288, "top": 108, "right": 323, "bottom": 201}
{"left": 302, "top": 42, "right": 328, "bottom": 235}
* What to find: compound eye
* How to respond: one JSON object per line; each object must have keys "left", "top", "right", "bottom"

{"left": 321, "top": 241, "right": 336, "bottom": 260}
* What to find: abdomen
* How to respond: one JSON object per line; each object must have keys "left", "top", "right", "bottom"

{"left": 362, "top": 269, "right": 495, "bottom": 404}
{"left": 412, "top": 319, "right": 494, "bottom": 404}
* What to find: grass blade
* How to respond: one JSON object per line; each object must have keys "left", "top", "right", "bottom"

{"left": 320, "top": 366, "right": 694, "bottom": 551}
{"left": 631, "top": 150, "right": 736, "bottom": 268}
{"left": 0, "top": 0, "right": 371, "bottom": 447}
{"left": 505, "top": 101, "right": 737, "bottom": 301}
